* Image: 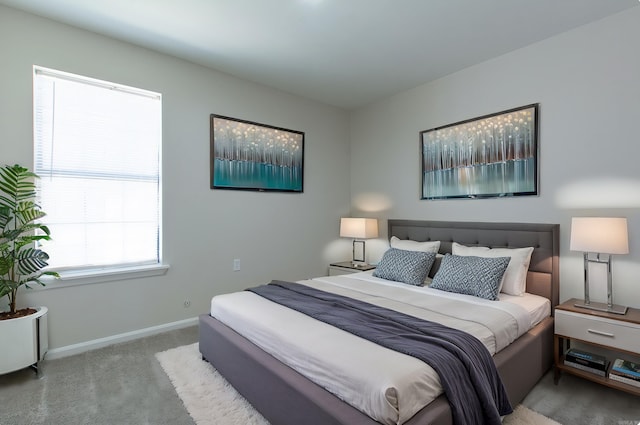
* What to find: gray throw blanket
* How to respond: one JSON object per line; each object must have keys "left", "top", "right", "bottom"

{"left": 247, "top": 280, "right": 512, "bottom": 425}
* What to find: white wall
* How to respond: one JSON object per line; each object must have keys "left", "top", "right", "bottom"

{"left": 0, "top": 6, "right": 351, "bottom": 349}
{"left": 3, "top": 5, "right": 639, "bottom": 351}
{"left": 350, "top": 8, "right": 640, "bottom": 308}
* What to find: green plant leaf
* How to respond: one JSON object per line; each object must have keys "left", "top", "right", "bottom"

{"left": 0, "top": 256, "right": 13, "bottom": 275}
{"left": 0, "top": 164, "right": 56, "bottom": 313}
{"left": 2, "top": 223, "right": 49, "bottom": 242}
{"left": 0, "top": 165, "right": 38, "bottom": 205}
{"left": 0, "top": 206, "right": 11, "bottom": 229}
{"left": 0, "top": 195, "right": 16, "bottom": 211}
{"left": 22, "top": 270, "right": 59, "bottom": 289}
{"left": 23, "top": 276, "right": 46, "bottom": 288}
{"left": 0, "top": 279, "right": 19, "bottom": 297}
{"left": 15, "top": 235, "right": 52, "bottom": 250}
{"left": 16, "top": 248, "right": 50, "bottom": 276}
{"left": 0, "top": 166, "right": 22, "bottom": 199}
{"left": 16, "top": 202, "right": 46, "bottom": 226}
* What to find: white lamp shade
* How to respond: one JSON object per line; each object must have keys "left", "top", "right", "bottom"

{"left": 570, "top": 217, "right": 629, "bottom": 254}
{"left": 340, "top": 218, "right": 378, "bottom": 239}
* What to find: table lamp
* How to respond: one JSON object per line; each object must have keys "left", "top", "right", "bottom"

{"left": 570, "top": 217, "right": 629, "bottom": 315}
{"left": 340, "top": 218, "right": 378, "bottom": 266}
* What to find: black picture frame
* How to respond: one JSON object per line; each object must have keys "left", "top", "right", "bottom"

{"left": 211, "top": 114, "right": 305, "bottom": 192}
{"left": 420, "top": 104, "right": 539, "bottom": 200}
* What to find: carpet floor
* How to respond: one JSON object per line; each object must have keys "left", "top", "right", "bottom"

{"left": 156, "top": 343, "right": 562, "bottom": 425}
{"left": 0, "top": 326, "right": 199, "bottom": 425}
{"left": 1, "top": 325, "right": 638, "bottom": 425}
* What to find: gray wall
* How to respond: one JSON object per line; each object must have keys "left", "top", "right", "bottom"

{"left": 0, "top": 6, "right": 352, "bottom": 349}
{"left": 349, "top": 7, "right": 640, "bottom": 307}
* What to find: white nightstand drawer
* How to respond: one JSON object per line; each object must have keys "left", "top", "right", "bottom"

{"left": 555, "top": 310, "right": 640, "bottom": 353}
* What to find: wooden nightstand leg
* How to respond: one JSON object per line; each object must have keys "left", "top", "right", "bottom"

{"left": 553, "top": 335, "right": 561, "bottom": 384}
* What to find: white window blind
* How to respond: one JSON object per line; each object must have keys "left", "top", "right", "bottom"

{"left": 33, "top": 66, "right": 162, "bottom": 272}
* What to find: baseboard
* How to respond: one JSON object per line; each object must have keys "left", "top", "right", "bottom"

{"left": 45, "top": 316, "right": 199, "bottom": 360}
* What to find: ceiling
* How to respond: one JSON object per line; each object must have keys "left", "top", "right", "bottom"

{"left": 2, "top": 0, "right": 638, "bottom": 110}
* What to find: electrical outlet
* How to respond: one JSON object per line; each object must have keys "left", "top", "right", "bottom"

{"left": 183, "top": 300, "right": 191, "bottom": 308}
{"left": 233, "top": 258, "right": 241, "bottom": 271}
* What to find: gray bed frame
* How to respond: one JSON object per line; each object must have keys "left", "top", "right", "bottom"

{"left": 199, "top": 220, "right": 560, "bottom": 425}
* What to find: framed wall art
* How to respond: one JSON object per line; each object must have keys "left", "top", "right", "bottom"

{"left": 420, "top": 104, "right": 538, "bottom": 200}
{"left": 210, "top": 115, "right": 304, "bottom": 192}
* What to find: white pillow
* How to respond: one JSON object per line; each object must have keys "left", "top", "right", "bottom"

{"left": 451, "top": 242, "right": 534, "bottom": 296}
{"left": 390, "top": 236, "right": 440, "bottom": 253}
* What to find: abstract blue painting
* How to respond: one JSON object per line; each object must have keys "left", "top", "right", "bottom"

{"left": 211, "top": 115, "right": 304, "bottom": 192}
{"left": 421, "top": 104, "right": 538, "bottom": 200}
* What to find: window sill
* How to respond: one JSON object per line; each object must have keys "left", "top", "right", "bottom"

{"left": 35, "top": 264, "right": 170, "bottom": 290}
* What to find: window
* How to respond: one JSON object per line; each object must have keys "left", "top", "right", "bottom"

{"left": 33, "top": 66, "right": 162, "bottom": 276}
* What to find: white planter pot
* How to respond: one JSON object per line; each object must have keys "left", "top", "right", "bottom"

{"left": 0, "top": 306, "right": 48, "bottom": 376}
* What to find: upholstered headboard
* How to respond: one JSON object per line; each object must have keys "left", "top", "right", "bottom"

{"left": 388, "top": 220, "right": 560, "bottom": 308}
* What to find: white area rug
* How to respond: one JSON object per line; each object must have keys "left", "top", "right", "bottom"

{"left": 156, "top": 343, "right": 562, "bottom": 425}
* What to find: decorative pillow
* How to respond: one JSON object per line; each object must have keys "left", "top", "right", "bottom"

{"left": 452, "top": 242, "right": 534, "bottom": 296}
{"left": 373, "top": 248, "right": 436, "bottom": 286}
{"left": 390, "top": 236, "right": 440, "bottom": 254}
{"left": 430, "top": 254, "right": 511, "bottom": 301}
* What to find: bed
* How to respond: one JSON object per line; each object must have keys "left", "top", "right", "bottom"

{"left": 199, "top": 220, "right": 560, "bottom": 425}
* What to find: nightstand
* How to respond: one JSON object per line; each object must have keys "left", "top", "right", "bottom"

{"left": 554, "top": 298, "right": 640, "bottom": 396}
{"left": 328, "top": 261, "right": 375, "bottom": 276}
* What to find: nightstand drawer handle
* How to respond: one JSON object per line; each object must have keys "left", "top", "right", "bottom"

{"left": 587, "top": 329, "right": 615, "bottom": 338}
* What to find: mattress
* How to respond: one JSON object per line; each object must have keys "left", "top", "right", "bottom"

{"left": 210, "top": 272, "right": 550, "bottom": 425}
{"left": 320, "top": 271, "right": 551, "bottom": 330}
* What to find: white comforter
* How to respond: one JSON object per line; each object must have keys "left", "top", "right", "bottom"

{"left": 210, "top": 272, "right": 549, "bottom": 425}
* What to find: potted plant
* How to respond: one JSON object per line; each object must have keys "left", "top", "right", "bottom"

{"left": 0, "top": 164, "right": 58, "bottom": 376}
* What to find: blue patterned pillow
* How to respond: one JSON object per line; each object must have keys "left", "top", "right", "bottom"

{"left": 430, "top": 254, "right": 510, "bottom": 300}
{"left": 373, "top": 248, "right": 436, "bottom": 286}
